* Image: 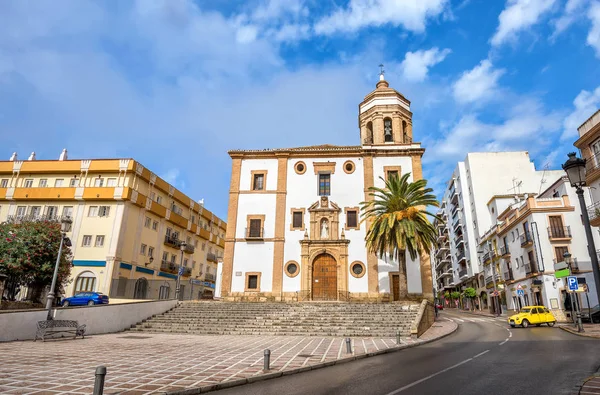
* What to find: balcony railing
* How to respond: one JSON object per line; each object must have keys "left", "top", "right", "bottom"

{"left": 5, "top": 214, "right": 71, "bottom": 223}
{"left": 500, "top": 245, "right": 510, "bottom": 256}
{"left": 504, "top": 271, "right": 514, "bottom": 281}
{"left": 458, "top": 268, "right": 468, "bottom": 278}
{"left": 164, "top": 235, "right": 180, "bottom": 248}
{"left": 183, "top": 244, "right": 195, "bottom": 254}
{"left": 553, "top": 258, "right": 579, "bottom": 271}
{"left": 485, "top": 273, "right": 501, "bottom": 285}
{"left": 245, "top": 227, "right": 264, "bottom": 239}
{"left": 207, "top": 252, "right": 218, "bottom": 262}
{"left": 548, "top": 226, "right": 571, "bottom": 239}
{"left": 205, "top": 273, "right": 216, "bottom": 282}
{"left": 456, "top": 250, "right": 466, "bottom": 262}
{"left": 585, "top": 151, "right": 600, "bottom": 176}
{"left": 524, "top": 261, "right": 538, "bottom": 274}
{"left": 588, "top": 200, "right": 600, "bottom": 224}
{"left": 520, "top": 231, "right": 532, "bottom": 247}
{"left": 160, "top": 260, "right": 178, "bottom": 274}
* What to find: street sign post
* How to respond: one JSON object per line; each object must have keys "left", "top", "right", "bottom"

{"left": 567, "top": 276, "right": 579, "bottom": 291}
{"left": 555, "top": 268, "right": 571, "bottom": 279}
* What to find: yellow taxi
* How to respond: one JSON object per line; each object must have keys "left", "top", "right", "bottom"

{"left": 508, "top": 306, "right": 556, "bottom": 328}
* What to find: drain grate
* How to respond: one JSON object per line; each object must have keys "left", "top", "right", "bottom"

{"left": 297, "top": 354, "right": 315, "bottom": 358}
{"left": 118, "top": 335, "right": 153, "bottom": 339}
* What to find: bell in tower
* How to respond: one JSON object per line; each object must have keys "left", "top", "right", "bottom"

{"left": 358, "top": 65, "right": 413, "bottom": 146}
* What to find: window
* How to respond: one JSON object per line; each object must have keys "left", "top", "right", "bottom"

{"left": 202, "top": 242, "right": 206, "bottom": 251}
{"left": 252, "top": 173, "right": 265, "bottom": 191}
{"left": 95, "top": 235, "right": 105, "bottom": 247}
{"left": 171, "top": 254, "right": 177, "bottom": 263}
{"left": 152, "top": 221, "right": 158, "bottom": 230}
{"left": 45, "top": 206, "right": 58, "bottom": 218}
{"left": 145, "top": 217, "right": 152, "bottom": 228}
{"left": 38, "top": 179, "right": 47, "bottom": 187}
{"left": 191, "top": 215, "right": 196, "bottom": 224}
{"left": 75, "top": 272, "right": 96, "bottom": 293}
{"left": 148, "top": 247, "right": 154, "bottom": 258}
{"left": 16, "top": 206, "right": 26, "bottom": 218}
{"left": 162, "top": 251, "right": 169, "bottom": 262}
{"left": 62, "top": 206, "right": 73, "bottom": 218}
{"left": 107, "top": 178, "right": 117, "bottom": 187}
{"left": 402, "top": 120, "right": 408, "bottom": 142}
{"left": 291, "top": 210, "right": 303, "bottom": 230}
{"left": 140, "top": 244, "right": 147, "bottom": 255}
{"left": 248, "top": 218, "right": 262, "bottom": 238}
{"left": 384, "top": 166, "right": 401, "bottom": 182}
{"left": 70, "top": 178, "right": 78, "bottom": 187}
{"left": 0, "top": 179, "right": 8, "bottom": 188}
{"left": 82, "top": 235, "right": 92, "bottom": 247}
{"left": 183, "top": 258, "right": 188, "bottom": 267}
{"left": 24, "top": 179, "right": 33, "bottom": 188}
{"left": 166, "top": 228, "right": 172, "bottom": 238}
{"left": 94, "top": 178, "right": 104, "bottom": 187}
{"left": 343, "top": 160, "right": 355, "bottom": 174}
{"left": 29, "top": 206, "right": 41, "bottom": 217}
{"left": 98, "top": 206, "right": 110, "bottom": 217}
{"left": 156, "top": 195, "right": 162, "bottom": 204}
{"left": 318, "top": 173, "right": 331, "bottom": 196}
{"left": 295, "top": 161, "right": 307, "bottom": 175}
{"left": 52, "top": 179, "right": 64, "bottom": 187}
{"left": 555, "top": 246, "right": 569, "bottom": 262}
{"left": 384, "top": 117, "right": 393, "bottom": 142}
{"left": 366, "top": 121, "right": 374, "bottom": 143}
{"left": 346, "top": 209, "right": 359, "bottom": 229}
{"left": 285, "top": 261, "right": 300, "bottom": 278}
{"left": 192, "top": 260, "right": 196, "bottom": 268}
{"left": 350, "top": 261, "right": 366, "bottom": 278}
{"left": 88, "top": 206, "right": 98, "bottom": 217}
{"left": 246, "top": 274, "right": 259, "bottom": 291}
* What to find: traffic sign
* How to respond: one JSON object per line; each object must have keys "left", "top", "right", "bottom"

{"left": 178, "top": 267, "right": 184, "bottom": 276}
{"left": 555, "top": 268, "right": 571, "bottom": 279}
{"left": 517, "top": 284, "right": 523, "bottom": 290}
{"left": 517, "top": 289, "right": 524, "bottom": 297}
{"left": 567, "top": 276, "right": 578, "bottom": 291}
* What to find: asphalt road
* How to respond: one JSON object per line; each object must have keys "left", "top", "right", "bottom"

{"left": 214, "top": 310, "right": 600, "bottom": 395}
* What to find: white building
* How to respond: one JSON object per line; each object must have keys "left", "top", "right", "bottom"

{"left": 220, "top": 74, "right": 432, "bottom": 302}
{"left": 432, "top": 152, "right": 563, "bottom": 305}
{"left": 478, "top": 176, "right": 600, "bottom": 319}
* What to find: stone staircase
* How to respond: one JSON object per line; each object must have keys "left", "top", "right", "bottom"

{"left": 128, "top": 301, "right": 420, "bottom": 337}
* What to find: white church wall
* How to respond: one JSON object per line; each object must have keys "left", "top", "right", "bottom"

{"left": 230, "top": 242, "right": 275, "bottom": 293}
{"left": 372, "top": 156, "right": 414, "bottom": 188}
{"left": 235, "top": 193, "right": 277, "bottom": 239}
{"left": 239, "top": 159, "right": 279, "bottom": 191}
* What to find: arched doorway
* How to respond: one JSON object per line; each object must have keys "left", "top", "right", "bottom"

{"left": 134, "top": 278, "right": 148, "bottom": 299}
{"left": 74, "top": 271, "right": 96, "bottom": 294}
{"left": 312, "top": 253, "right": 337, "bottom": 301}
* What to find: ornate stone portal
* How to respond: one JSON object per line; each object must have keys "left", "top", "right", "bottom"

{"left": 300, "top": 197, "right": 350, "bottom": 300}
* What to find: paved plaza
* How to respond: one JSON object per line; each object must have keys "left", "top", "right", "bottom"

{"left": 0, "top": 320, "right": 455, "bottom": 394}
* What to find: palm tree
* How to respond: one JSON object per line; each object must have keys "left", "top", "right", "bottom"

{"left": 360, "top": 173, "right": 440, "bottom": 299}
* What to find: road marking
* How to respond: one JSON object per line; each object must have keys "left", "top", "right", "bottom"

{"left": 384, "top": 358, "right": 474, "bottom": 394}
{"left": 499, "top": 339, "right": 508, "bottom": 345}
{"left": 444, "top": 318, "right": 454, "bottom": 322}
{"left": 473, "top": 350, "right": 490, "bottom": 359}
{"left": 509, "top": 331, "right": 512, "bottom": 338}
{"left": 454, "top": 318, "right": 465, "bottom": 322}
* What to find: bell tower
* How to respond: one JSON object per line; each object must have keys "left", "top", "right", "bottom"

{"left": 358, "top": 66, "right": 413, "bottom": 146}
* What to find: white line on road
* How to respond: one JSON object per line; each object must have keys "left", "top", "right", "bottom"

{"left": 444, "top": 318, "right": 454, "bottom": 322}
{"left": 473, "top": 350, "right": 490, "bottom": 359}
{"left": 499, "top": 339, "right": 508, "bottom": 345}
{"left": 384, "top": 358, "right": 474, "bottom": 394}
{"left": 509, "top": 331, "right": 512, "bottom": 338}
{"left": 454, "top": 318, "right": 465, "bottom": 322}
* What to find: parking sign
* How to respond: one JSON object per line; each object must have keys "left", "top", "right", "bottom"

{"left": 567, "top": 276, "right": 578, "bottom": 291}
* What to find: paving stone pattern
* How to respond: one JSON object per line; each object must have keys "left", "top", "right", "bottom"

{"left": 130, "top": 301, "right": 420, "bottom": 337}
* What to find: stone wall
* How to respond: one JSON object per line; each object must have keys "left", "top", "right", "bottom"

{"left": 411, "top": 300, "right": 435, "bottom": 338}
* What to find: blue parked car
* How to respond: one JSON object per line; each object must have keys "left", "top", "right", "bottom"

{"left": 61, "top": 292, "right": 109, "bottom": 307}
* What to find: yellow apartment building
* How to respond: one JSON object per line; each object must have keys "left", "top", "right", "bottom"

{"left": 0, "top": 150, "right": 226, "bottom": 301}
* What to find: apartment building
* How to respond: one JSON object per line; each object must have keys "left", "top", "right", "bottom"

{"left": 0, "top": 150, "right": 225, "bottom": 301}
{"left": 574, "top": 110, "right": 600, "bottom": 225}
{"left": 432, "top": 152, "right": 563, "bottom": 303}
{"left": 476, "top": 176, "right": 600, "bottom": 319}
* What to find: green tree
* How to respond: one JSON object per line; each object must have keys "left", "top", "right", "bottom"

{"left": 0, "top": 220, "right": 72, "bottom": 302}
{"left": 463, "top": 287, "right": 476, "bottom": 310}
{"left": 450, "top": 291, "right": 461, "bottom": 307}
{"left": 361, "top": 173, "right": 440, "bottom": 299}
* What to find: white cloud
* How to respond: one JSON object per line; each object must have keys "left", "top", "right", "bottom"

{"left": 400, "top": 47, "right": 451, "bottom": 82}
{"left": 551, "top": 0, "right": 587, "bottom": 39}
{"left": 560, "top": 85, "right": 600, "bottom": 140}
{"left": 314, "top": 0, "right": 448, "bottom": 35}
{"left": 236, "top": 25, "right": 258, "bottom": 43}
{"left": 588, "top": 1, "right": 600, "bottom": 56}
{"left": 250, "top": 0, "right": 308, "bottom": 21}
{"left": 491, "top": 0, "right": 557, "bottom": 46}
{"left": 452, "top": 59, "right": 505, "bottom": 104}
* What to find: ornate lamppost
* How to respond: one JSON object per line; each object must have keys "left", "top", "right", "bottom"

{"left": 175, "top": 241, "right": 187, "bottom": 301}
{"left": 46, "top": 217, "right": 72, "bottom": 320}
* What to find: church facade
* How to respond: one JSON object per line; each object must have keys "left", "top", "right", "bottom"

{"left": 220, "top": 75, "right": 432, "bottom": 302}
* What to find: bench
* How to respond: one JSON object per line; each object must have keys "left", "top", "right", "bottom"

{"left": 34, "top": 320, "right": 86, "bottom": 342}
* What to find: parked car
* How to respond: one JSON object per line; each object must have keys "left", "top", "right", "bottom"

{"left": 508, "top": 306, "right": 556, "bottom": 328}
{"left": 62, "top": 292, "right": 109, "bottom": 307}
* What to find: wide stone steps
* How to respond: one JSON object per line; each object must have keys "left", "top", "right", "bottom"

{"left": 130, "top": 302, "right": 419, "bottom": 337}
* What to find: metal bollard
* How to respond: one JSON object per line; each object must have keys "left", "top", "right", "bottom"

{"left": 345, "top": 338, "right": 352, "bottom": 354}
{"left": 396, "top": 330, "right": 401, "bottom": 345}
{"left": 264, "top": 349, "right": 271, "bottom": 371}
{"left": 93, "top": 366, "right": 107, "bottom": 395}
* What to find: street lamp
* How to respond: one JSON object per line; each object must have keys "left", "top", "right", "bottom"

{"left": 45, "top": 217, "right": 72, "bottom": 320}
{"left": 175, "top": 241, "right": 187, "bottom": 301}
{"left": 562, "top": 152, "right": 600, "bottom": 319}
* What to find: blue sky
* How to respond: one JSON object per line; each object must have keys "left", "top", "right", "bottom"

{"left": 1, "top": 0, "right": 600, "bottom": 220}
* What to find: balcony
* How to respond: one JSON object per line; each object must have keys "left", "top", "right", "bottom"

{"left": 504, "top": 270, "right": 514, "bottom": 281}
{"left": 499, "top": 245, "right": 510, "bottom": 256}
{"left": 520, "top": 231, "right": 533, "bottom": 247}
{"left": 553, "top": 258, "right": 579, "bottom": 271}
{"left": 588, "top": 200, "right": 600, "bottom": 227}
{"left": 585, "top": 151, "right": 600, "bottom": 186}
{"left": 436, "top": 247, "right": 449, "bottom": 258}
{"left": 524, "top": 261, "right": 538, "bottom": 274}
{"left": 456, "top": 250, "right": 466, "bottom": 263}
{"left": 182, "top": 267, "right": 192, "bottom": 277}
{"left": 164, "top": 235, "right": 181, "bottom": 249}
{"left": 183, "top": 244, "right": 195, "bottom": 254}
{"left": 458, "top": 268, "right": 468, "bottom": 278}
{"left": 5, "top": 214, "right": 71, "bottom": 224}
{"left": 485, "top": 273, "right": 501, "bottom": 285}
{"left": 207, "top": 252, "right": 218, "bottom": 263}
{"left": 205, "top": 273, "right": 216, "bottom": 282}
{"left": 548, "top": 226, "right": 572, "bottom": 240}
{"left": 160, "top": 260, "right": 178, "bottom": 274}
{"left": 245, "top": 227, "right": 264, "bottom": 240}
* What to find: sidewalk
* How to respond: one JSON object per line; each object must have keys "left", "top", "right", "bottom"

{"left": 560, "top": 322, "right": 600, "bottom": 339}
{"left": 0, "top": 320, "right": 457, "bottom": 395}
{"left": 580, "top": 374, "right": 600, "bottom": 394}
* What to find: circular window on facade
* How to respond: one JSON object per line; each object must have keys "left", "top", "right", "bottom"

{"left": 295, "top": 161, "right": 306, "bottom": 175}
{"left": 285, "top": 261, "right": 300, "bottom": 277}
{"left": 350, "top": 261, "right": 366, "bottom": 278}
{"left": 343, "top": 160, "right": 355, "bottom": 174}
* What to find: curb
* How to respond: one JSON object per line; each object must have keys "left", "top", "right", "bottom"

{"left": 559, "top": 325, "right": 600, "bottom": 339}
{"left": 162, "top": 322, "right": 459, "bottom": 395}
